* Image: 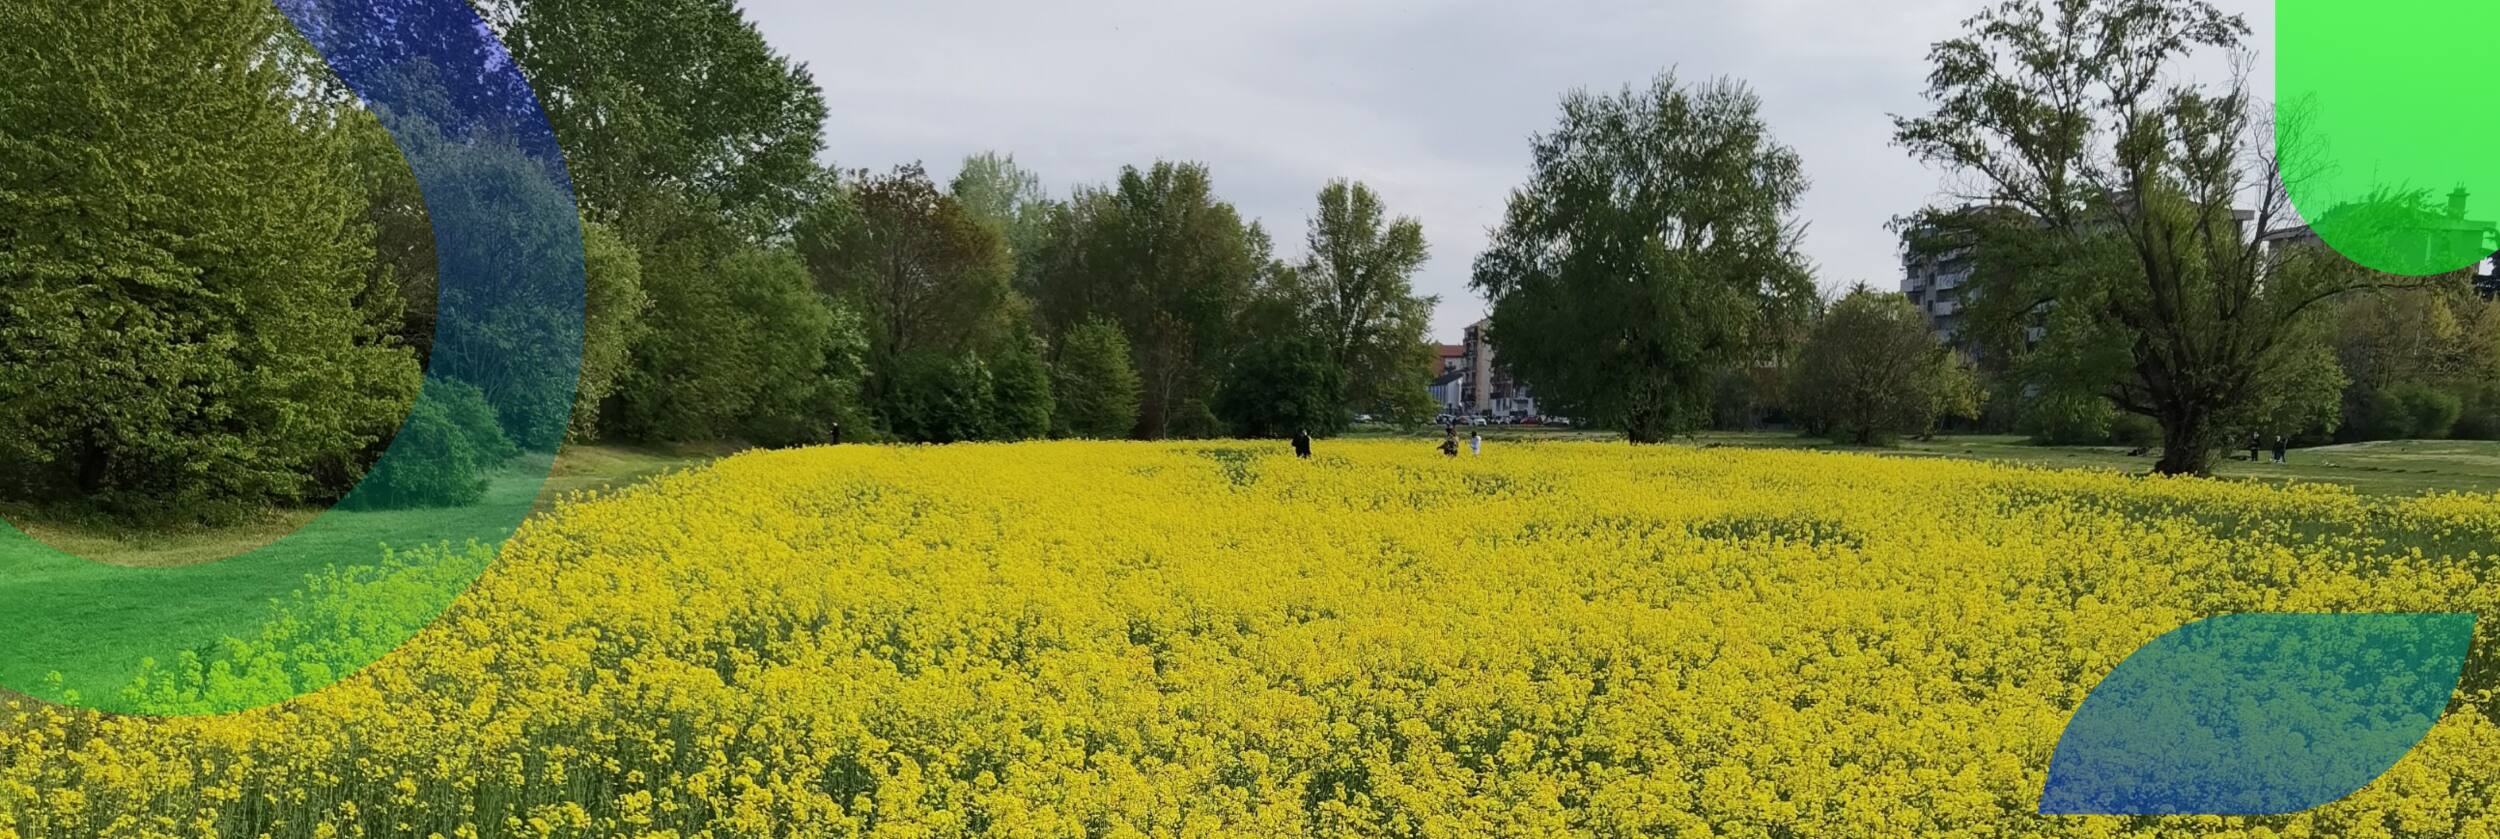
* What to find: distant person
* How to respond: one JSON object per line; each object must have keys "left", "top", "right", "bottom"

{"left": 830, "top": 422, "right": 842, "bottom": 446}
{"left": 1440, "top": 428, "right": 1461, "bottom": 458}
{"left": 1471, "top": 431, "right": 1482, "bottom": 456}
{"left": 2273, "top": 435, "right": 2289, "bottom": 465}
{"left": 2247, "top": 432, "right": 2261, "bottom": 463}
{"left": 1292, "top": 428, "right": 1312, "bottom": 459}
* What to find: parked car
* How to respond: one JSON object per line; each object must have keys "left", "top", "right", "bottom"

{"left": 1520, "top": 416, "right": 1544, "bottom": 426}
{"left": 1469, "top": 416, "right": 1490, "bottom": 427}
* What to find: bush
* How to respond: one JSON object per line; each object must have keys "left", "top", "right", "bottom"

{"left": 2022, "top": 392, "right": 2117, "bottom": 446}
{"left": 2108, "top": 414, "right": 2162, "bottom": 449}
{"left": 2399, "top": 385, "right": 2465, "bottom": 440}
{"left": 1051, "top": 318, "right": 1143, "bottom": 439}
{"left": 2354, "top": 384, "right": 2466, "bottom": 441}
{"left": 2456, "top": 386, "right": 2500, "bottom": 441}
{"left": 348, "top": 378, "right": 515, "bottom": 510}
{"left": 1789, "top": 289, "right": 1976, "bottom": 445}
{"left": 987, "top": 338, "right": 1056, "bottom": 442}
{"left": 882, "top": 352, "right": 995, "bottom": 444}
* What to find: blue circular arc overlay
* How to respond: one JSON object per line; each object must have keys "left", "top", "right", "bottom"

{"left": 0, "top": 0, "right": 582, "bottom": 715}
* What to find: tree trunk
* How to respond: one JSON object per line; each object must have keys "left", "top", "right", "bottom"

{"left": 74, "top": 439, "right": 109, "bottom": 496}
{"left": 2154, "top": 406, "right": 2214, "bottom": 476}
{"left": 1624, "top": 409, "right": 1666, "bottom": 444}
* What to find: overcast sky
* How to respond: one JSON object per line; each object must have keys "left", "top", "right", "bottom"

{"left": 741, "top": 0, "right": 2275, "bottom": 343}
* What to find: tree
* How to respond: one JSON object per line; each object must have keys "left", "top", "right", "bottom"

{"left": 570, "top": 220, "right": 649, "bottom": 441}
{"left": 1028, "top": 163, "right": 1262, "bottom": 438}
{"left": 2329, "top": 288, "right": 2496, "bottom": 441}
{"left": 339, "top": 112, "right": 647, "bottom": 444}
{"left": 1789, "top": 289, "right": 1982, "bottom": 445}
{"left": 1892, "top": 0, "right": 2440, "bottom": 475}
{"left": 1216, "top": 338, "right": 1347, "bottom": 440}
{"left": 882, "top": 352, "right": 995, "bottom": 445}
{"left": 1290, "top": 180, "right": 1440, "bottom": 423}
{"left": 802, "top": 164, "right": 1017, "bottom": 364}
{"left": 482, "top": 0, "right": 828, "bottom": 240}
{"left": 987, "top": 334, "right": 1055, "bottom": 441}
{"left": 608, "top": 240, "right": 847, "bottom": 443}
{"left": 1472, "top": 73, "right": 1818, "bottom": 442}
{"left": 950, "top": 152, "right": 1057, "bottom": 287}
{"left": 0, "top": 0, "right": 420, "bottom": 521}
{"left": 1051, "top": 318, "right": 1144, "bottom": 439}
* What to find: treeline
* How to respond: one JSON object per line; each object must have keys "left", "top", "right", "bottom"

{"left": 1461, "top": 0, "right": 2500, "bottom": 471}
{"left": 1701, "top": 282, "right": 2500, "bottom": 452}
{"left": 0, "top": 0, "right": 1442, "bottom": 522}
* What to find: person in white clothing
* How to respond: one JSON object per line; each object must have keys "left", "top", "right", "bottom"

{"left": 1470, "top": 431, "right": 1482, "bottom": 456}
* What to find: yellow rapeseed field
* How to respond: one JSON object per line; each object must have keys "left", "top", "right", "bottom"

{"left": 4, "top": 441, "right": 2500, "bottom": 838}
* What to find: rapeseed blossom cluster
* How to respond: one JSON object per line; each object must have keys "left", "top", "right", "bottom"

{"left": 3, "top": 441, "right": 2499, "bottom": 837}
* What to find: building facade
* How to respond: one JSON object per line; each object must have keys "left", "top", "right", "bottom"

{"left": 1901, "top": 243, "right": 1975, "bottom": 342}
{"left": 1454, "top": 319, "right": 1538, "bottom": 419}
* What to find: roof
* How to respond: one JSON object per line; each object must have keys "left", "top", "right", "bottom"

{"left": 1430, "top": 369, "right": 1466, "bottom": 387}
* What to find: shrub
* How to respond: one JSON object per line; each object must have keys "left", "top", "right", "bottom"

{"left": 2109, "top": 414, "right": 2162, "bottom": 449}
{"left": 347, "top": 378, "right": 515, "bottom": 510}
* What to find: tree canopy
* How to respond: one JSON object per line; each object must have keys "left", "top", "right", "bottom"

{"left": 1473, "top": 74, "right": 1817, "bottom": 442}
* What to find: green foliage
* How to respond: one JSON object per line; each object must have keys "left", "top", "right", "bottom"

{"left": 1893, "top": 0, "right": 2409, "bottom": 475}
{"left": 0, "top": 0, "right": 420, "bottom": 522}
{"left": 1472, "top": 73, "right": 1817, "bottom": 443}
{"left": 2456, "top": 384, "right": 2500, "bottom": 441}
{"left": 1051, "top": 318, "right": 1144, "bottom": 439}
{"left": 610, "top": 240, "right": 848, "bottom": 444}
{"left": 950, "top": 152, "right": 1057, "bottom": 285}
{"left": 2331, "top": 288, "right": 2493, "bottom": 442}
{"left": 485, "top": 0, "right": 829, "bottom": 239}
{"left": 2109, "top": 414, "right": 2164, "bottom": 449}
{"left": 1290, "top": 180, "right": 1439, "bottom": 421}
{"left": 1028, "top": 162, "right": 1261, "bottom": 438}
{"left": 1216, "top": 297, "right": 1349, "bottom": 440}
{"left": 1789, "top": 289, "right": 1979, "bottom": 445}
{"left": 883, "top": 352, "right": 996, "bottom": 445}
{"left": 571, "top": 220, "right": 649, "bottom": 441}
{"left": 2355, "top": 384, "right": 2465, "bottom": 441}
{"left": 987, "top": 337, "right": 1056, "bottom": 442}
{"left": 803, "top": 164, "right": 1018, "bottom": 363}
{"left": 2022, "top": 393, "right": 2121, "bottom": 447}
{"left": 433, "top": 378, "right": 520, "bottom": 466}
{"left": 349, "top": 379, "right": 513, "bottom": 510}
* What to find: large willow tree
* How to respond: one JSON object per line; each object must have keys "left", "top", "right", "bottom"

{"left": 1893, "top": 0, "right": 2444, "bottom": 475}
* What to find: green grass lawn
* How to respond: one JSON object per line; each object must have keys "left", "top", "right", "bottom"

{"left": 0, "top": 443, "right": 736, "bottom": 703}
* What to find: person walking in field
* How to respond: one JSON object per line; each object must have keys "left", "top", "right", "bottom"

{"left": 2247, "top": 432, "right": 2261, "bottom": 463}
{"left": 1440, "top": 427, "right": 1461, "bottom": 458}
{"left": 2273, "top": 435, "right": 2289, "bottom": 465}
{"left": 1292, "top": 428, "right": 1313, "bottom": 459}
{"left": 1471, "top": 431, "right": 1482, "bottom": 456}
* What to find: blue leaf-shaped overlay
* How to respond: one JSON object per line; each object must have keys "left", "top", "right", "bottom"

{"left": 2041, "top": 613, "right": 2475, "bottom": 815}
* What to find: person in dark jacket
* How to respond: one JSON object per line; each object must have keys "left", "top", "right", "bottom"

{"left": 1292, "top": 429, "right": 1313, "bottom": 459}
{"left": 2272, "top": 435, "right": 2289, "bottom": 464}
{"left": 2247, "top": 432, "right": 2261, "bottom": 463}
{"left": 1440, "top": 427, "right": 1461, "bottom": 458}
